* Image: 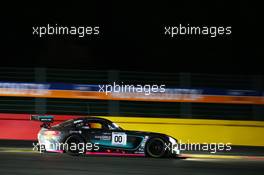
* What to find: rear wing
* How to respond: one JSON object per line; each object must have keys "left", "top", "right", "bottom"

{"left": 30, "top": 115, "right": 54, "bottom": 128}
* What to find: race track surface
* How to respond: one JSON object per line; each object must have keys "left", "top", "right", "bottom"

{"left": 0, "top": 152, "right": 264, "bottom": 175}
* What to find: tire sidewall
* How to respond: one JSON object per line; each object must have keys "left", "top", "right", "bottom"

{"left": 145, "top": 137, "right": 167, "bottom": 158}
{"left": 65, "top": 134, "right": 85, "bottom": 156}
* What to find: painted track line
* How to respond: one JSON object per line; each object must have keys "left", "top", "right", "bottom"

{"left": 1, "top": 147, "right": 264, "bottom": 160}
{"left": 181, "top": 154, "right": 264, "bottom": 160}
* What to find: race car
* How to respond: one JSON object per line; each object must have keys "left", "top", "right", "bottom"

{"left": 31, "top": 115, "right": 180, "bottom": 158}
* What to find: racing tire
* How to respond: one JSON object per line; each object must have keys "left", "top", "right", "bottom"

{"left": 65, "top": 135, "right": 86, "bottom": 156}
{"left": 145, "top": 137, "right": 167, "bottom": 158}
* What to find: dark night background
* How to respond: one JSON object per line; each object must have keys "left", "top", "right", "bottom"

{"left": 1, "top": 1, "right": 261, "bottom": 74}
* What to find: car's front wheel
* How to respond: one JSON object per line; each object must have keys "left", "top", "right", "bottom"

{"left": 145, "top": 138, "right": 167, "bottom": 158}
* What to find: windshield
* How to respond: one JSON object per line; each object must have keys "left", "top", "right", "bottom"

{"left": 56, "top": 119, "right": 74, "bottom": 127}
{"left": 109, "top": 122, "right": 123, "bottom": 130}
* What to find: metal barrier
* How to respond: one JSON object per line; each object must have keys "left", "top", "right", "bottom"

{"left": 1, "top": 113, "right": 264, "bottom": 146}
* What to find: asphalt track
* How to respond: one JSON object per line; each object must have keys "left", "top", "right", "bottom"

{"left": 0, "top": 152, "right": 264, "bottom": 175}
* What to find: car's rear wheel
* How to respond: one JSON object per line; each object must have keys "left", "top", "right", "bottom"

{"left": 145, "top": 138, "right": 167, "bottom": 158}
{"left": 65, "top": 135, "right": 85, "bottom": 156}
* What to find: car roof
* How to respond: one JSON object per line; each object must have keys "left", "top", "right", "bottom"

{"left": 74, "top": 117, "right": 112, "bottom": 123}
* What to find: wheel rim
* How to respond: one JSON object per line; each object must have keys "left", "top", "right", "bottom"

{"left": 66, "top": 136, "right": 82, "bottom": 154}
{"left": 147, "top": 138, "right": 165, "bottom": 157}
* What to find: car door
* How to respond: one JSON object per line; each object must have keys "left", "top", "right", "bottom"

{"left": 78, "top": 120, "right": 112, "bottom": 150}
{"left": 79, "top": 120, "right": 143, "bottom": 150}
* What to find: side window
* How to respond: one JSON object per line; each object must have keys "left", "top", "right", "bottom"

{"left": 89, "top": 122, "right": 102, "bottom": 129}
{"left": 81, "top": 121, "right": 107, "bottom": 130}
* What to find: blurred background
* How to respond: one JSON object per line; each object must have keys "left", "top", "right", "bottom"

{"left": 0, "top": 68, "right": 263, "bottom": 147}
{"left": 0, "top": 68, "right": 263, "bottom": 119}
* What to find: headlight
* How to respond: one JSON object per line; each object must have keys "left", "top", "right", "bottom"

{"left": 169, "top": 137, "right": 177, "bottom": 145}
{"left": 169, "top": 137, "right": 180, "bottom": 155}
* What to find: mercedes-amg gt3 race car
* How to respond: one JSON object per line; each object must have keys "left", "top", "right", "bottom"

{"left": 31, "top": 115, "right": 180, "bottom": 158}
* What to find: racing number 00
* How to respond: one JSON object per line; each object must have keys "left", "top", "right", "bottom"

{"left": 114, "top": 135, "right": 122, "bottom": 143}
{"left": 112, "top": 132, "right": 127, "bottom": 145}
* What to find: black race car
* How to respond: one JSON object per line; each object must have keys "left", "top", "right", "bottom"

{"left": 31, "top": 115, "right": 180, "bottom": 158}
